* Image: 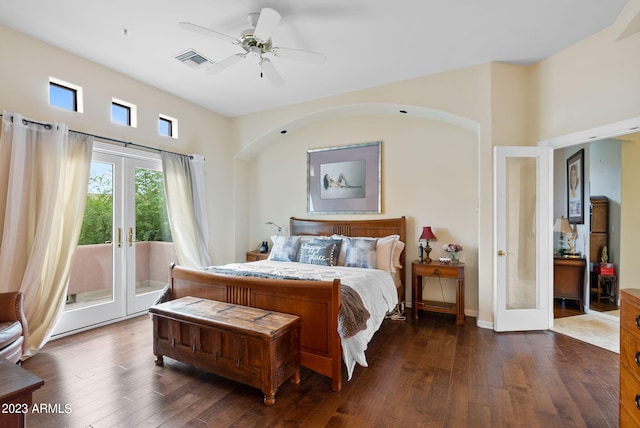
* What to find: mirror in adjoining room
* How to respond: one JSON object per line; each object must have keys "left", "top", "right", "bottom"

{"left": 553, "top": 134, "right": 633, "bottom": 317}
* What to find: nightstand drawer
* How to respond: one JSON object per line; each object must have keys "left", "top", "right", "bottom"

{"left": 246, "top": 251, "right": 269, "bottom": 262}
{"left": 413, "top": 263, "right": 462, "bottom": 279}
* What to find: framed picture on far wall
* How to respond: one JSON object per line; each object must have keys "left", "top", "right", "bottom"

{"left": 307, "top": 141, "right": 381, "bottom": 214}
{"left": 567, "top": 148, "right": 584, "bottom": 224}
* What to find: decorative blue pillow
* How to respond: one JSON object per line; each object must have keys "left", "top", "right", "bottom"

{"left": 345, "top": 238, "right": 377, "bottom": 268}
{"left": 298, "top": 239, "right": 341, "bottom": 266}
{"left": 268, "top": 236, "right": 301, "bottom": 262}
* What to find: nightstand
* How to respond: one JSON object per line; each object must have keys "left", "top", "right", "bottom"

{"left": 246, "top": 250, "right": 269, "bottom": 262}
{"left": 411, "top": 261, "right": 465, "bottom": 325}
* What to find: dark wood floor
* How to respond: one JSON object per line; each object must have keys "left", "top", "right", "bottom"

{"left": 554, "top": 297, "right": 619, "bottom": 318}
{"left": 21, "top": 312, "right": 619, "bottom": 427}
{"left": 554, "top": 298, "right": 585, "bottom": 318}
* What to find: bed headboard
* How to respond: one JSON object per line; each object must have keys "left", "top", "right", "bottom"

{"left": 290, "top": 216, "right": 407, "bottom": 294}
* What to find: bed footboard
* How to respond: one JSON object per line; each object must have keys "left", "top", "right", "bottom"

{"left": 169, "top": 264, "right": 343, "bottom": 391}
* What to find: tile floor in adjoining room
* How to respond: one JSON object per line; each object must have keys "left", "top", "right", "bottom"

{"left": 551, "top": 313, "right": 619, "bottom": 353}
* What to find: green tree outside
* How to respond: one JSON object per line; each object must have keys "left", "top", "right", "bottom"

{"left": 78, "top": 167, "right": 172, "bottom": 245}
{"left": 134, "top": 168, "right": 172, "bottom": 242}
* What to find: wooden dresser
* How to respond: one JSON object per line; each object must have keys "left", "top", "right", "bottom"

{"left": 589, "top": 196, "right": 608, "bottom": 263}
{"left": 620, "top": 289, "right": 640, "bottom": 426}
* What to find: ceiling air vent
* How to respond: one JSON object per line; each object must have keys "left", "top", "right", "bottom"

{"left": 174, "top": 49, "right": 213, "bottom": 69}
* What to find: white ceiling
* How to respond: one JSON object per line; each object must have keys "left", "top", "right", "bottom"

{"left": 0, "top": 0, "right": 628, "bottom": 117}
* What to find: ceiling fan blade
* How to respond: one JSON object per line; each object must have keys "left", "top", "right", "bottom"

{"left": 271, "top": 47, "right": 326, "bottom": 65}
{"left": 179, "top": 22, "right": 239, "bottom": 45}
{"left": 253, "top": 8, "right": 281, "bottom": 41}
{"left": 206, "top": 53, "right": 244, "bottom": 74}
{"left": 260, "top": 59, "right": 284, "bottom": 88}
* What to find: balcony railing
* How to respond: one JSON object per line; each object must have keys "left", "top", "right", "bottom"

{"left": 66, "top": 241, "right": 176, "bottom": 306}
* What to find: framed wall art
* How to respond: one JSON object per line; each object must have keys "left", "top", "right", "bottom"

{"left": 307, "top": 141, "right": 381, "bottom": 214}
{"left": 567, "top": 148, "right": 584, "bottom": 224}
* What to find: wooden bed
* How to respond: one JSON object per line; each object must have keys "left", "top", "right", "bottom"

{"left": 168, "top": 216, "right": 406, "bottom": 392}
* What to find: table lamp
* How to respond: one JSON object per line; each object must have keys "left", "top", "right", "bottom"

{"left": 553, "top": 216, "right": 577, "bottom": 257}
{"left": 418, "top": 226, "right": 437, "bottom": 263}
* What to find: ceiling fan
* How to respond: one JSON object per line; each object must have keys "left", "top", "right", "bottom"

{"left": 179, "top": 8, "right": 326, "bottom": 87}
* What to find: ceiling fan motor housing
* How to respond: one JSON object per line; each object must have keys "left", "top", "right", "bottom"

{"left": 239, "top": 30, "right": 273, "bottom": 56}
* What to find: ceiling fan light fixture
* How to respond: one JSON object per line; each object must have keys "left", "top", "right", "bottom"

{"left": 247, "top": 45, "right": 262, "bottom": 59}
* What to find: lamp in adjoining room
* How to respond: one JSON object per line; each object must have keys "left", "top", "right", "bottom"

{"left": 553, "top": 216, "right": 577, "bottom": 257}
{"left": 418, "top": 226, "right": 437, "bottom": 263}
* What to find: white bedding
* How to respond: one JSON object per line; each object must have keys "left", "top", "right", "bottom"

{"left": 206, "top": 260, "right": 398, "bottom": 380}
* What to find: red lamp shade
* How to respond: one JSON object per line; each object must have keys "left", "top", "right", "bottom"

{"left": 419, "top": 226, "right": 437, "bottom": 241}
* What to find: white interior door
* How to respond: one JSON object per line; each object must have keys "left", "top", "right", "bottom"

{"left": 494, "top": 146, "right": 552, "bottom": 331}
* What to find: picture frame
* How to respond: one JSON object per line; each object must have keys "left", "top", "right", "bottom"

{"left": 307, "top": 141, "right": 381, "bottom": 214}
{"left": 567, "top": 148, "right": 584, "bottom": 224}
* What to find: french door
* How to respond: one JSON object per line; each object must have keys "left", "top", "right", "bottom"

{"left": 494, "top": 146, "right": 552, "bottom": 331}
{"left": 53, "top": 144, "right": 175, "bottom": 335}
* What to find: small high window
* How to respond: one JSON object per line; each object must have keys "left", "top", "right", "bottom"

{"left": 158, "top": 114, "right": 178, "bottom": 138}
{"left": 112, "top": 103, "right": 130, "bottom": 125}
{"left": 111, "top": 98, "right": 137, "bottom": 127}
{"left": 49, "top": 77, "right": 83, "bottom": 112}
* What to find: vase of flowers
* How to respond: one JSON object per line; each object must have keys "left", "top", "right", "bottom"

{"left": 442, "top": 243, "right": 463, "bottom": 264}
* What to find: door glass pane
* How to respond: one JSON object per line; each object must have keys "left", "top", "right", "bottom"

{"left": 66, "top": 161, "right": 114, "bottom": 310}
{"left": 134, "top": 167, "right": 175, "bottom": 296}
{"left": 505, "top": 157, "right": 538, "bottom": 310}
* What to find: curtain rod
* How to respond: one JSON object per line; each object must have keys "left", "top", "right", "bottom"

{"left": 1, "top": 113, "right": 193, "bottom": 159}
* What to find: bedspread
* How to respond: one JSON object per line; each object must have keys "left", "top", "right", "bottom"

{"left": 205, "top": 260, "right": 398, "bottom": 380}
{"left": 207, "top": 265, "right": 371, "bottom": 339}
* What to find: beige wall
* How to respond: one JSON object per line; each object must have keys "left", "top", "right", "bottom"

{"left": 247, "top": 114, "right": 479, "bottom": 307}
{"left": 621, "top": 138, "right": 640, "bottom": 291}
{"left": 0, "top": 25, "right": 236, "bottom": 264}
{"left": 532, "top": 26, "right": 640, "bottom": 141}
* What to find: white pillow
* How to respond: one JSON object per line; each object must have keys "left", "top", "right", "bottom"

{"left": 332, "top": 234, "right": 404, "bottom": 272}
{"left": 376, "top": 235, "right": 399, "bottom": 273}
{"left": 392, "top": 240, "right": 405, "bottom": 272}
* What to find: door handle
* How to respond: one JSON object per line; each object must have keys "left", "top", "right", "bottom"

{"left": 498, "top": 250, "right": 505, "bottom": 256}
{"left": 116, "top": 228, "right": 122, "bottom": 248}
{"left": 128, "top": 227, "right": 138, "bottom": 247}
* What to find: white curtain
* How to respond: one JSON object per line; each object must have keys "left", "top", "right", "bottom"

{"left": 0, "top": 112, "right": 93, "bottom": 357}
{"left": 161, "top": 152, "right": 212, "bottom": 268}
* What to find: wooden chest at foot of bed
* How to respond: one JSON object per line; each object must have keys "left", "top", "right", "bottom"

{"left": 149, "top": 296, "right": 301, "bottom": 405}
